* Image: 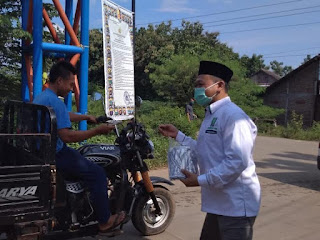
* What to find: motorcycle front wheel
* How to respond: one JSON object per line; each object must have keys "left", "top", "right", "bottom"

{"left": 132, "top": 187, "right": 175, "bottom": 236}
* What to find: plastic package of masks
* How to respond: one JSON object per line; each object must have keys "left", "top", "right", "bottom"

{"left": 167, "top": 138, "right": 199, "bottom": 180}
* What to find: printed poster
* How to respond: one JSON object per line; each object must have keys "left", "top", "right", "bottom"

{"left": 101, "top": 0, "right": 135, "bottom": 120}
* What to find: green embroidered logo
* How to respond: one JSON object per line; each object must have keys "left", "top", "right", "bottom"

{"left": 206, "top": 117, "right": 218, "bottom": 134}
{"left": 210, "top": 118, "right": 217, "bottom": 127}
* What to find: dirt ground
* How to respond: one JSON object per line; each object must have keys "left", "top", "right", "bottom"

{"left": 73, "top": 136, "right": 320, "bottom": 240}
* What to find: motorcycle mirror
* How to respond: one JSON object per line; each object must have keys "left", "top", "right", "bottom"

{"left": 92, "top": 92, "right": 103, "bottom": 101}
{"left": 135, "top": 96, "right": 142, "bottom": 108}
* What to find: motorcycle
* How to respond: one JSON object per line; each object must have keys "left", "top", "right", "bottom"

{"left": 51, "top": 117, "right": 176, "bottom": 237}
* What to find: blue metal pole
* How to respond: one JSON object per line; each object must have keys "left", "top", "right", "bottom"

{"left": 79, "top": 0, "right": 89, "bottom": 131}
{"left": 42, "top": 43, "right": 84, "bottom": 54}
{"left": 65, "top": 0, "right": 73, "bottom": 46}
{"left": 21, "top": 0, "right": 30, "bottom": 102}
{"left": 33, "top": 0, "right": 43, "bottom": 99}
{"left": 65, "top": 0, "right": 74, "bottom": 110}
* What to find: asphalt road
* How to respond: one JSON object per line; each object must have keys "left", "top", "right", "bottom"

{"left": 2, "top": 136, "right": 318, "bottom": 240}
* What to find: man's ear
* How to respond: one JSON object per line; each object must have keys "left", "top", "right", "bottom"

{"left": 218, "top": 81, "right": 224, "bottom": 88}
{"left": 56, "top": 77, "right": 63, "bottom": 85}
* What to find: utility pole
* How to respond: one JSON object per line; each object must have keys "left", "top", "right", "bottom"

{"left": 132, "top": 0, "right": 135, "bottom": 53}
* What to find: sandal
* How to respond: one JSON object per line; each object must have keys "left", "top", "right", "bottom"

{"left": 98, "top": 211, "right": 126, "bottom": 236}
{"left": 98, "top": 228, "right": 123, "bottom": 237}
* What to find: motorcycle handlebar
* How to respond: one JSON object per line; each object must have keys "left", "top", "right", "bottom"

{"left": 96, "top": 116, "right": 113, "bottom": 123}
{"left": 120, "top": 122, "right": 134, "bottom": 136}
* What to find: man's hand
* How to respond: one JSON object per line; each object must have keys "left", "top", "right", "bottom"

{"left": 58, "top": 124, "right": 115, "bottom": 143}
{"left": 69, "top": 112, "right": 98, "bottom": 123}
{"left": 158, "top": 124, "right": 179, "bottom": 138}
{"left": 95, "top": 124, "right": 115, "bottom": 135}
{"left": 180, "top": 169, "right": 199, "bottom": 187}
{"left": 87, "top": 115, "right": 98, "bottom": 124}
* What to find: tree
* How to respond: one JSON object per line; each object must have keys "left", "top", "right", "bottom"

{"left": 282, "top": 65, "right": 293, "bottom": 76}
{"left": 149, "top": 54, "right": 199, "bottom": 105}
{"left": 134, "top": 22, "right": 175, "bottom": 100}
{"left": 0, "top": 1, "right": 31, "bottom": 109}
{"left": 270, "top": 60, "right": 293, "bottom": 77}
{"left": 171, "top": 20, "right": 219, "bottom": 55}
{"left": 0, "top": 1, "right": 59, "bottom": 111}
{"left": 149, "top": 52, "right": 246, "bottom": 105}
{"left": 134, "top": 21, "right": 240, "bottom": 100}
{"left": 240, "top": 54, "right": 269, "bottom": 78}
{"left": 0, "top": 1, "right": 29, "bottom": 67}
{"left": 302, "top": 54, "right": 312, "bottom": 64}
{"left": 229, "top": 78, "right": 283, "bottom": 119}
{"left": 88, "top": 29, "right": 104, "bottom": 87}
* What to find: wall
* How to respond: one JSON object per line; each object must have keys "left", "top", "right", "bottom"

{"left": 264, "top": 59, "right": 319, "bottom": 127}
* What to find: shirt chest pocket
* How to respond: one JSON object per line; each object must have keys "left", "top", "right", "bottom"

{"left": 205, "top": 126, "right": 218, "bottom": 134}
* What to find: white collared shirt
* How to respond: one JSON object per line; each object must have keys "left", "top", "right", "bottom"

{"left": 176, "top": 96, "right": 261, "bottom": 217}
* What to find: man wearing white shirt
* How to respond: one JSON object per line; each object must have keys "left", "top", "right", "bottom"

{"left": 159, "top": 61, "right": 261, "bottom": 240}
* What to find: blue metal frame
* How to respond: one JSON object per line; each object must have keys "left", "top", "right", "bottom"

{"left": 79, "top": 0, "right": 89, "bottom": 131}
{"left": 21, "top": 0, "right": 90, "bottom": 130}
{"left": 64, "top": 0, "right": 74, "bottom": 111}
{"left": 33, "top": 0, "right": 43, "bottom": 98}
{"left": 42, "top": 43, "right": 84, "bottom": 54}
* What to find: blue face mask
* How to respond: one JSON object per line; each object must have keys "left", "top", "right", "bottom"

{"left": 194, "top": 82, "right": 219, "bottom": 107}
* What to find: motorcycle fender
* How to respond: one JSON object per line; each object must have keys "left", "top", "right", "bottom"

{"left": 150, "top": 176, "right": 174, "bottom": 186}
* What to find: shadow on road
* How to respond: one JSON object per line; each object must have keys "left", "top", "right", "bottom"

{"left": 35, "top": 223, "right": 153, "bottom": 240}
{"left": 256, "top": 151, "right": 320, "bottom": 191}
{"left": 258, "top": 171, "right": 320, "bottom": 191}
{"left": 257, "top": 159, "right": 315, "bottom": 172}
{"left": 256, "top": 151, "right": 317, "bottom": 171}
{"left": 270, "top": 152, "right": 316, "bottom": 162}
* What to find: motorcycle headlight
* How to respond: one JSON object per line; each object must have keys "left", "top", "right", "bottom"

{"left": 148, "top": 140, "right": 154, "bottom": 153}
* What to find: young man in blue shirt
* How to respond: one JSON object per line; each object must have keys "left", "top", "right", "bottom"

{"left": 33, "top": 61, "right": 125, "bottom": 234}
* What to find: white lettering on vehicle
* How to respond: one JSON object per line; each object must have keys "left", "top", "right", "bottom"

{"left": 100, "top": 146, "right": 115, "bottom": 151}
{"left": 0, "top": 186, "right": 38, "bottom": 198}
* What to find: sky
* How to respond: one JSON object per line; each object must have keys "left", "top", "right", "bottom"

{"left": 48, "top": 0, "right": 320, "bottom": 69}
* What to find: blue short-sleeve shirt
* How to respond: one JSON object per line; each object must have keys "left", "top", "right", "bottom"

{"left": 33, "top": 88, "right": 71, "bottom": 152}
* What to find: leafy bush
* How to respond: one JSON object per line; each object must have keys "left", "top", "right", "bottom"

{"left": 138, "top": 104, "right": 201, "bottom": 168}
{"left": 139, "top": 105, "right": 200, "bottom": 137}
{"left": 138, "top": 100, "right": 177, "bottom": 115}
{"left": 260, "top": 111, "right": 320, "bottom": 141}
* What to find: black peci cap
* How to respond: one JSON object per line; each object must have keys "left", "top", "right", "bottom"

{"left": 198, "top": 61, "right": 233, "bottom": 83}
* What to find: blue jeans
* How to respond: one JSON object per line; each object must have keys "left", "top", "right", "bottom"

{"left": 200, "top": 213, "right": 256, "bottom": 240}
{"left": 56, "top": 145, "right": 110, "bottom": 224}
